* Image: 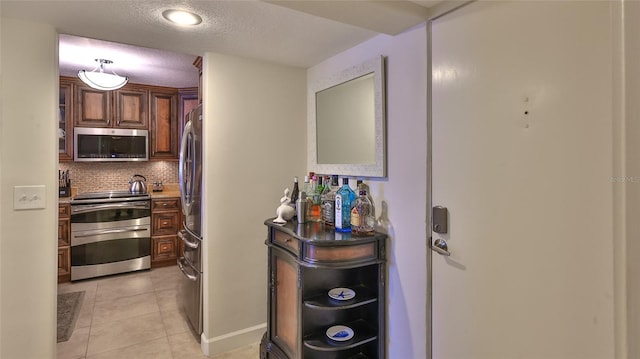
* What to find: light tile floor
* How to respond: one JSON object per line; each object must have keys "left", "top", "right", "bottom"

{"left": 57, "top": 265, "right": 259, "bottom": 359}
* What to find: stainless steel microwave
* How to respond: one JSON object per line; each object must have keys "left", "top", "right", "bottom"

{"left": 74, "top": 127, "right": 149, "bottom": 162}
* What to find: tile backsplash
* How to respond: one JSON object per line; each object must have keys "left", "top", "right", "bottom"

{"left": 59, "top": 161, "right": 178, "bottom": 193}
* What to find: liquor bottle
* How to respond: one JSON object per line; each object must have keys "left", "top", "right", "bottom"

{"left": 322, "top": 175, "right": 339, "bottom": 226}
{"left": 351, "top": 189, "right": 375, "bottom": 236}
{"left": 335, "top": 178, "right": 356, "bottom": 232}
{"left": 303, "top": 175, "right": 311, "bottom": 193}
{"left": 356, "top": 179, "right": 375, "bottom": 218}
{"left": 303, "top": 175, "right": 313, "bottom": 219}
{"left": 305, "top": 172, "right": 315, "bottom": 196}
{"left": 310, "top": 175, "right": 323, "bottom": 222}
{"left": 290, "top": 176, "right": 300, "bottom": 209}
{"left": 318, "top": 175, "right": 325, "bottom": 192}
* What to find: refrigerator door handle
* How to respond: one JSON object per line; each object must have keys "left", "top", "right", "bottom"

{"left": 177, "top": 257, "right": 198, "bottom": 281}
{"left": 179, "top": 120, "right": 194, "bottom": 217}
{"left": 178, "top": 230, "right": 200, "bottom": 249}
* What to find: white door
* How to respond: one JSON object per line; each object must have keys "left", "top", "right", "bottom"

{"left": 430, "top": 1, "right": 615, "bottom": 358}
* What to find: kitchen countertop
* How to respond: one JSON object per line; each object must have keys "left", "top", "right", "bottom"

{"left": 150, "top": 183, "right": 179, "bottom": 199}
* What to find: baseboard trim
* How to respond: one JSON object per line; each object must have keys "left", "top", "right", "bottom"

{"left": 201, "top": 322, "right": 267, "bottom": 356}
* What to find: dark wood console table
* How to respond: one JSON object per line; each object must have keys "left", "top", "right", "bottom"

{"left": 260, "top": 218, "right": 387, "bottom": 359}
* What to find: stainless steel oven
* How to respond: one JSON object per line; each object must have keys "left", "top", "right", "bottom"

{"left": 70, "top": 191, "right": 151, "bottom": 281}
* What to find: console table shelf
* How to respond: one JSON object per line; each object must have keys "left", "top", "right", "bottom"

{"left": 260, "top": 218, "right": 386, "bottom": 359}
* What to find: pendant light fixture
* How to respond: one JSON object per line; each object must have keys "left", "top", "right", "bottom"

{"left": 78, "top": 59, "right": 128, "bottom": 91}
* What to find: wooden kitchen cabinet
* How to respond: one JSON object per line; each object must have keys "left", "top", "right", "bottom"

{"left": 193, "top": 56, "right": 203, "bottom": 104}
{"left": 74, "top": 83, "right": 110, "bottom": 127}
{"left": 59, "top": 78, "right": 74, "bottom": 162}
{"left": 74, "top": 81, "right": 148, "bottom": 129}
{"left": 261, "top": 220, "right": 387, "bottom": 359}
{"left": 60, "top": 76, "right": 193, "bottom": 161}
{"left": 179, "top": 88, "right": 198, "bottom": 145}
{"left": 58, "top": 202, "right": 71, "bottom": 283}
{"left": 149, "top": 88, "right": 179, "bottom": 160}
{"left": 151, "top": 197, "right": 181, "bottom": 267}
{"left": 179, "top": 88, "right": 198, "bottom": 127}
{"left": 114, "top": 87, "right": 148, "bottom": 128}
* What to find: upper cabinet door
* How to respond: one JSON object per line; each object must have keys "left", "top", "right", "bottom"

{"left": 114, "top": 87, "right": 148, "bottom": 129}
{"left": 74, "top": 83, "right": 148, "bottom": 129}
{"left": 59, "top": 78, "right": 74, "bottom": 161}
{"left": 149, "top": 89, "right": 178, "bottom": 160}
{"left": 74, "top": 84, "right": 111, "bottom": 127}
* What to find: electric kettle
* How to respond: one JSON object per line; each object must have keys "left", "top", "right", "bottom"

{"left": 129, "top": 174, "right": 148, "bottom": 194}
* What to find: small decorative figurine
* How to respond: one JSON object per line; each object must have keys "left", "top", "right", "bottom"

{"left": 274, "top": 188, "right": 296, "bottom": 224}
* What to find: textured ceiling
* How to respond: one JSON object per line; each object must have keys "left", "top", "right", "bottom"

{"left": 58, "top": 34, "right": 200, "bottom": 88}
{"left": 2, "top": 0, "right": 440, "bottom": 88}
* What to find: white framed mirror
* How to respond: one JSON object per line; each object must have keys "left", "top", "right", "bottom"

{"left": 308, "top": 55, "right": 386, "bottom": 177}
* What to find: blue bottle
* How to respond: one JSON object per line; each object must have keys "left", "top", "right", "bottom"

{"left": 335, "top": 178, "right": 356, "bottom": 232}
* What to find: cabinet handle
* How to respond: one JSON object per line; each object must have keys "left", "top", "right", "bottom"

{"left": 284, "top": 238, "right": 292, "bottom": 243}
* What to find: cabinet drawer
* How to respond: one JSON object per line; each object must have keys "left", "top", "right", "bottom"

{"left": 58, "top": 203, "right": 70, "bottom": 219}
{"left": 152, "top": 198, "right": 180, "bottom": 211}
{"left": 152, "top": 235, "right": 178, "bottom": 261}
{"left": 152, "top": 211, "right": 180, "bottom": 235}
{"left": 273, "top": 230, "right": 299, "bottom": 255}
{"left": 58, "top": 218, "right": 70, "bottom": 247}
{"left": 305, "top": 242, "right": 376, "bottom": 263}
{"left": 58, "top": 247, "right": 70, "bottom": 276}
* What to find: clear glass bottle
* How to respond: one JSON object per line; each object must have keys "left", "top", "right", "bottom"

{"left": 303, "top": 175, "right": 311, "bottom": 193}
{"left": 322, "top": 175, "right": 339, "bottom": 227}
{"left": 303, "top": 175, "right": 312, "bottom": 218}
{"left": 351, "top": 189, "right": 375, "bottom": 236}
{"left": 335, "top": 178, "right": 356, "bottom": 232}
{"left": 357, "top": 179, "right": 375, "bottom": 218}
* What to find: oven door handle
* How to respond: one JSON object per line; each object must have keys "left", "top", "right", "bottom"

{"left": 178, "top": 230, "right": 200, "bottom": 249}
{"left": 74, "top": 227, "right": 149, "bottom": 238}
{"left": 178, "top": 257, "right": 198, "bottom": 281}
{"left": 71, "top": 202, "right": 149, "bottom": 214}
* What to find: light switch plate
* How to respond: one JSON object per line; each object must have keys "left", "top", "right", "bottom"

{"left": 13, "top": 185, "right": 46, "bottom": 210}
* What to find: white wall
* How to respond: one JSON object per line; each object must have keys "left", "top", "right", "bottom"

{"left": 201, "top": 53, "right": 306, "bottom": 354}
{"left": 0, "top": 18, "right": 59, "bottom": 358}
{"left": 307, "top": 24, "right": 428, "bottom": 358}
{"left": 625, "top": 2, "right": 640, "bottom": 358}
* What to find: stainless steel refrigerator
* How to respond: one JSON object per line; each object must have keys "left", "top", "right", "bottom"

{"left": 178, "top": 104, "right": 203, "bottom": 336}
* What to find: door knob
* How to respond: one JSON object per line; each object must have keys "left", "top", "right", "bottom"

{"left": 431, "top": 238, "right": 451, "bottom": 256}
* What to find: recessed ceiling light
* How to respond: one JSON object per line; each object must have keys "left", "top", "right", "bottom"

{"left": 162, "top": 9, "right": 202, "bottom": 26}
